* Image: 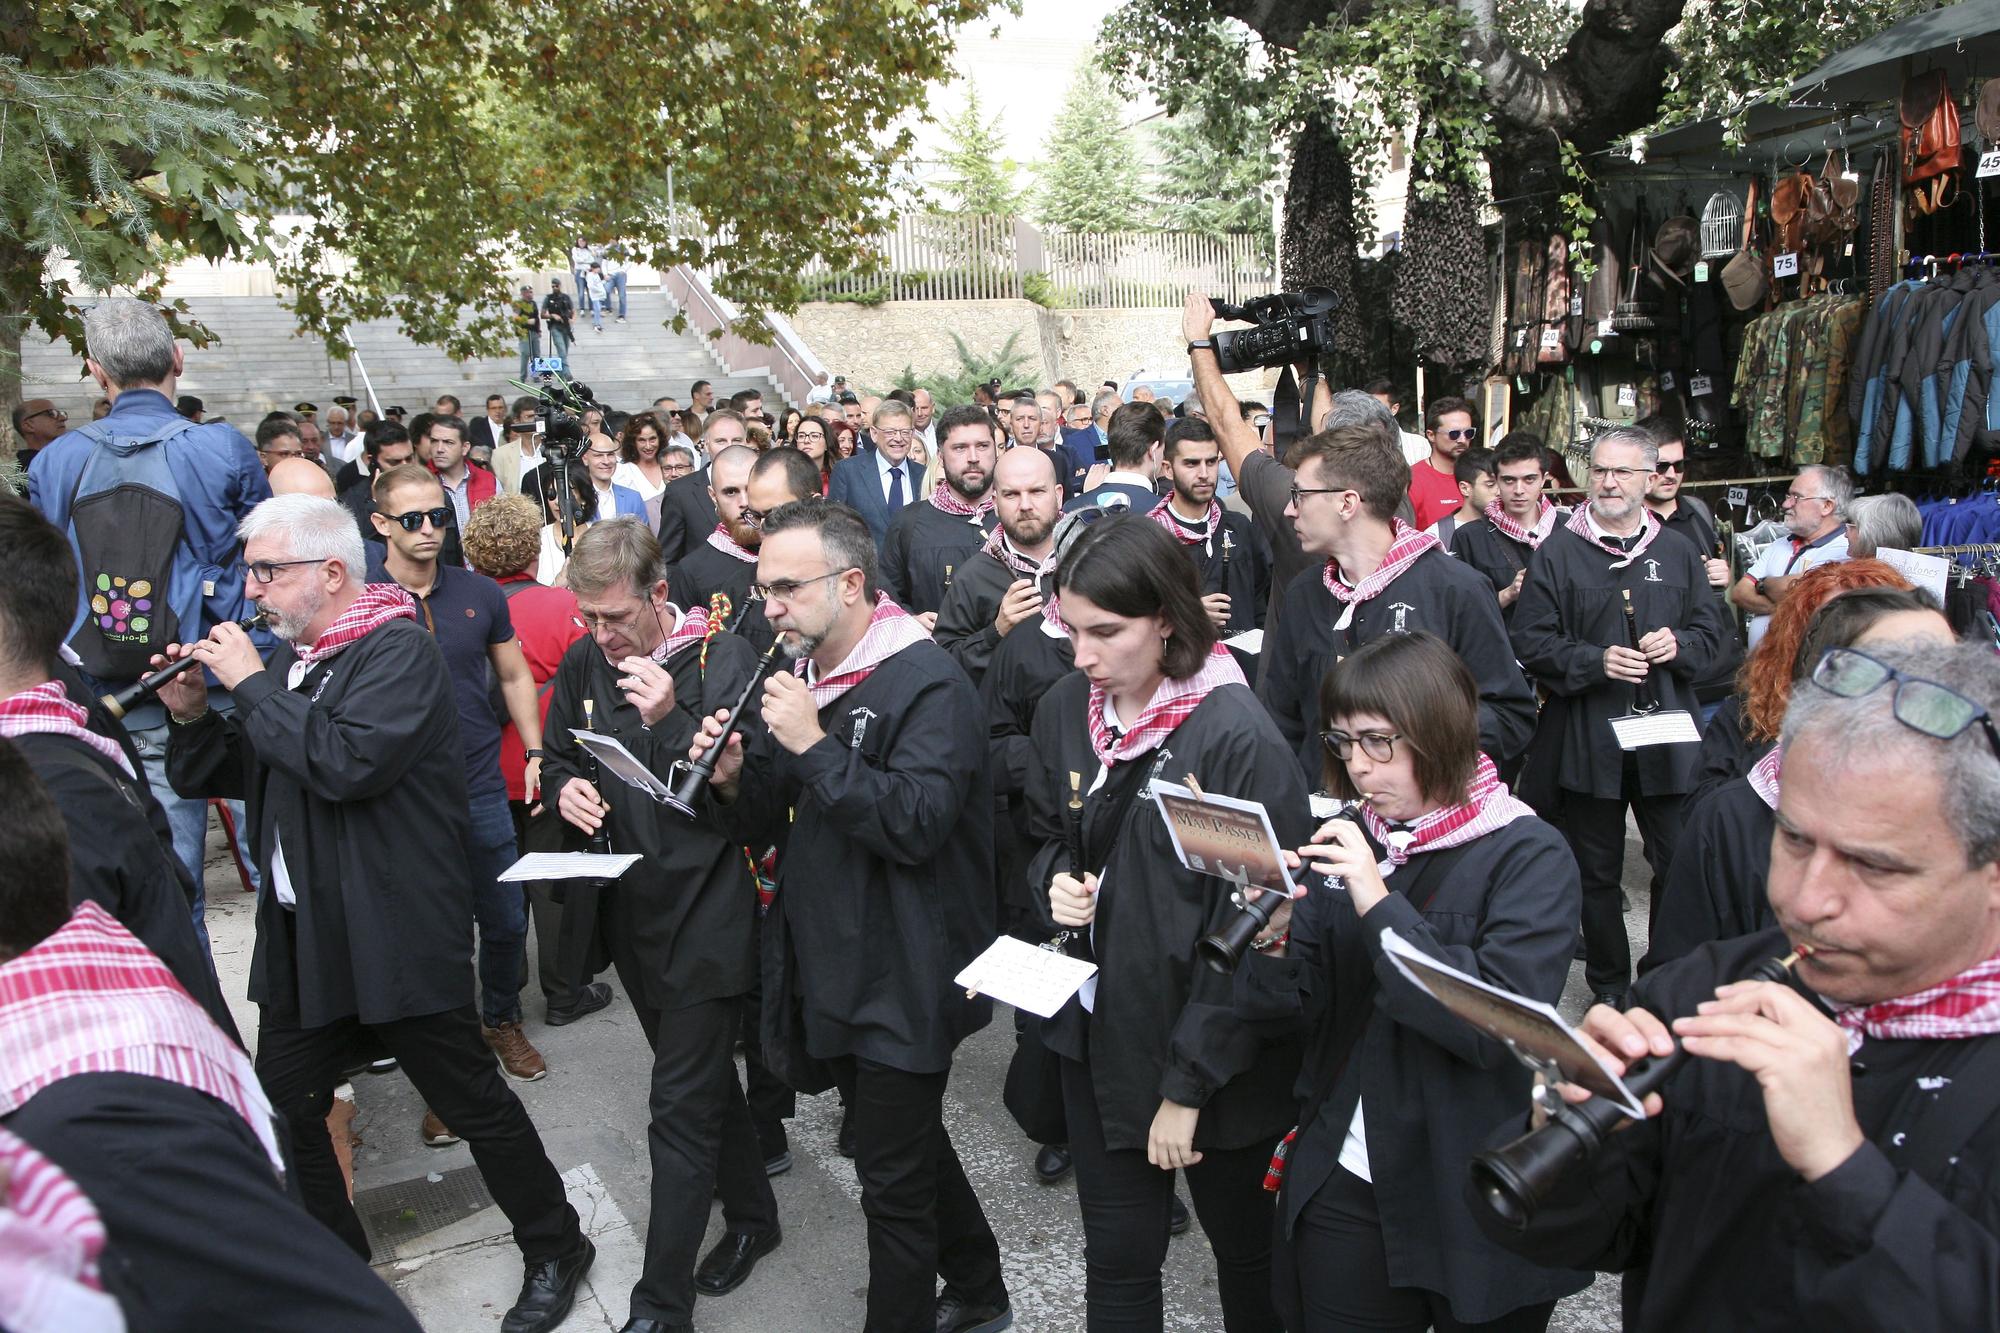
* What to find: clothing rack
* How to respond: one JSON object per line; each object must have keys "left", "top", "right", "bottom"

{"left": 1913, "top": 544, "right": 2000, "bottom": 557}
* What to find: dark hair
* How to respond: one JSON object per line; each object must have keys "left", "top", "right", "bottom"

{"left": 750, "top": 446, "right": 824, "bottom": 503}
{"left": 936, "top": 404, "right": 995, "bottom": 442}
{"left": 1493, "top": 431, "right": 1546, "bottom": 471}
{"left": 547, "top": 461, "right": 598, "bottom": 526}
{"left": 1290, "top": 424, "right": 1411, "bottom": 523}
{"left": 0, "top": 738, "right": 73, "bottom": 962}
{"left": 1163, "top": 417, "right": 1218, "bottom": 460}
{"left": 1055, "top": 515, "right": 1216, "bottom": 680}
{"left": 1454, "top": 446, "right": 1497, "bottom": 487}
{"left": 729, "top": 389, "right": 763, "bottom": 414}
{"left": 1361, "top": 377, "right": 1397, "bottom": 400}
{"left": 511, "top": 395, "right": 539, "bottom": 419}
{"left": 1635, "top": 412, "right": 1684, "bottom": 449}
{"left": 1105, "top": 401, "right": 1166, "bottom": 469}
{"left": 486, "top": 394, "right": 507, "bottom": 407}
{"left": 427, "top": 413, "right": 467, "bottom": 442}
{"left": 887, "top": 388, "right": 916, "bottom": 407}
{"left": 254, "top": 417, "right": 302, "bottom": 450}
{"left": 1317, "top": 632, "right": 1480, "bottom": 804}
{"left": 434, "top": 394, "right": 462, "bottom": 414}
{"left": 1794, "top": 585, "right": 1944, "bottom": 682}
{"left": 778, "top": 407, "right": 804, "bottom": 440}
{"left": 619, "top": 411, "right": 667, "bottom": 464}
{"left": 690, "top": 379, "right": 712, "bottom": 396}
{"left": 1540, "top": 447, "right": 1575, "bottom": 490}
{"left": 406, "top": 412, "right": 435, "bottom": 450}
{"left": 1238, "top": 401, "right": 1270, "bottom": 419}
{"left": 361, "top": 419, "right": 410, "bottom": 460}
{"left": 760, "top": 499, "right": 879, "bottom": 599}
{"left": 827, "top": 419, "right": 858, "bottom": 458}
{"left": 1423, "top": 395, "right": 1477, "bottom": 433}
{"left": 0, "top": 496, "right": 81, "bottom": 677}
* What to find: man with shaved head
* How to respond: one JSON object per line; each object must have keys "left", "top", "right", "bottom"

{"left": 933, "top": 442, "right": 1060, "bottom": 686}
{"left": 268, "top": 455, "right": 337, "bottom": 499}
{"left": 666, "top": 444, "right": 772, "bottom": 654}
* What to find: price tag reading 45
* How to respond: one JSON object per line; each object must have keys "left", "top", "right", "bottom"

{"left": 1773, "top": 253, "right": 1801, "bottom": 279}
{"left": 1979, "top": 149, "right": 2000, "bottom": 179}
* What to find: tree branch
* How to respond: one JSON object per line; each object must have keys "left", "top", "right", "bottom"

{"left": 1459, "top": 0, "right": 1685, "bottom": 146}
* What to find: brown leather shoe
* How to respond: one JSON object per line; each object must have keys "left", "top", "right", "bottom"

{"left": 420, "top": 1108, "right": 459, "bottom": 1147}
{"left": 484, "top": 1020, "right": 548, "bottom": 1082}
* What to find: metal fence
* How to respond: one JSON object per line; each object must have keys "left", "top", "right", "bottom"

{"left": 800, "top": 214, "right": 1273, "bottom": 308}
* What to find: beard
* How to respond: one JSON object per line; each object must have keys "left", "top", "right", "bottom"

{"left": 259, "top": 587, "right": 326, "bottom": 644}
{"left": 948, "top": 468, "right": 992, "bottom": 501}
{"left": 1004, "top": 513, "right": 1053, "bottom": 549}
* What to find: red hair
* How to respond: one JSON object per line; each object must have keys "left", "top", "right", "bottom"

{"left": 1739, "top": 556, "right": 1913, "bottom": 742}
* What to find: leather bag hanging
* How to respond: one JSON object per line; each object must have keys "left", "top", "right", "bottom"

{"left": 1721, "top": 176, "right": 1770, "bottom": 311}
{"left": 1901, "top": 68, "right": 1963, "bottom": 215}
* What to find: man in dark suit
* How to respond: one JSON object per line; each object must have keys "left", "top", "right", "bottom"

{"left": 469, "top": 394, "right": 510, "bottom": 458}
{"left": 826, "top": 398, "right": 925, "bottom": 550}
{"left": 1056, "top": 388, "right": 1118, "bottom": 499}
{"left": 657, "top": 409, "right": 747, "bottom": 561}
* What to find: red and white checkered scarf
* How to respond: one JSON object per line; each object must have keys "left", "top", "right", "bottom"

{"left": 929, "top": 478, "right": 996, "bottom": 518}
{"left": 706, "top": 523, "right": 759, "bottom": 563}
{"left": 1149, "top": 496, "right": 1223, "bottom": 545}
{"left": 1088, "top": 645, "right": 1246, "bottom": 767}
{"left": 1831, "top": 953, "right": 2000, "bottom": 1056}
{"left": 295, "top": 582, "right": 418, "bottom": 666}
{"left": 1748, "top": 746, "right": 1782, "bottom": 810}
{"left": 653, "top": 602, "right": 715, "bottom": 663}
{"left": 1565, "top": 504, "right": 1662, "bottom": 569}
{"left": 797, "top": 592, "right": 932, "bottom": 708}
{"left": 981, "top": 524, "right": 1052, "bottom": 579}
{"left": 0, "top": 682, "right": 133, "bottom": 779}
{"left": 1486, "top": 499, "right": 1559, "bottom": 549}
{"left": 0, "top": 1125, "right": 121, "bottom": 1333}
{"left": 1358, "top": 753, "right": 1535, "bottom": 867}
{"left": 0, "top": 903, "right": 283, "bottom": 1176}
{"left": 1321, "top": 520, "right": 1439, "bottom": 630}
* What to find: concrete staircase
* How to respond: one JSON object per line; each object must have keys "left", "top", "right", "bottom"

{"left": 21, "top": 289, "right": 789, "bottom": 425}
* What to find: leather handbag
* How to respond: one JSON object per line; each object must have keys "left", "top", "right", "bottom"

{"left": 1721, "top": 176, "right": 1770, "bottom": 312}
{"left": 1901, "top": 69, "right": 1963, "bottom": 214}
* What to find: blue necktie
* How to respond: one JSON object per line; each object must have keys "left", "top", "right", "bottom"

{"left": 888, "top": 464, "right": 905, "bottom": 511}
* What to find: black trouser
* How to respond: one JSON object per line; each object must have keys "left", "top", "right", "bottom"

{"left": 256, "top": 1002, "right": 581, "bottom": 1264}
{"left": 1273, "top": 1166, "right": 1556, "bottom": 1333}
{"left": 509, "top": 798, "right": 570, "bottom": 1007}
{"left": 1059, "top": 1055, "right": 1282, "bottom": 1333}
{"left": 1560, "top": 775, "right": 1684, "bottom": 996}
{"left": 619, "top": 986, "right": 778, "bottom": 1324}
{"left": 739, "top": 910, "right": 795, "bottom": 1154}
{"left": 830, "top": 1055, "right": 1006, "bottom": 1333}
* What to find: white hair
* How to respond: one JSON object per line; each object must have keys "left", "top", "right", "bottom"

{"left": 238, "top": 494, "right": 367, "bottom": 582}
{"left": 83, "top": 298, "right": 177, "bottom": 389}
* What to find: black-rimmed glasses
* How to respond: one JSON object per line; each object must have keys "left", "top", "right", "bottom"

{"left": 381, "top": 506, "right": 451, "bottom": 532}
{"left": 1811, "top": 647, "right": 2000, "bottom": 763}
{"left": 248, "top": 558, "right": 328, "bottom": 584}
{"left": 1289, "top": 483, "right": 1351, "bottom": 507}
{"left": 1320, "top": 730, "right": 1404, "bottom": 763}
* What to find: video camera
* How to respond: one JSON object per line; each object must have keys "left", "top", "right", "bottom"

{"left": 507, "top": 359, "right": 606, "bottom": 465}
{"left": 1208, "top": 289, "right": 1341, "bottom": 375}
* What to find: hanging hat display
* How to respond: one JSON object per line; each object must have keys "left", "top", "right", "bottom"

{"left": 1650, "top": 215, "right": 1700, "bottom": 285}
{"left": 1978, "top": 77, "right": 2000, "bottom": 145}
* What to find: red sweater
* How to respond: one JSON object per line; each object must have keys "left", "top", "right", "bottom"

{"left": 496, "top": 574, "right": 584, "bottom": 802}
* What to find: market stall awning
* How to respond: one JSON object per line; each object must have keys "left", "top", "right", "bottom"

{"left": 1788, "top": 0, "right": 2000, "bottom": 104}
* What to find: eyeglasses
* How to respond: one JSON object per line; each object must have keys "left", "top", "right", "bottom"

{"left": 23, "top": 407, "right": 66, "bottom": 422}
{"left": 382, "top": 506, "right": 451, "bottom": 532}
{"left": 1439, "top": 427, "right": 1478, "bottom": 441}
{"left": 1589, "top": 465, "right": 1651, "bottom": 482}
{"left": 1811, "top": 647, "right": 2000, "bottom": 763}
{"left": 875, "top": 429, "right": 914, "bottom": 444}
{"left": 248, "top": 557, "right": 327, "bottom": 584}
{"left": 1783, "top": 490, "right": 1830, "bottom": 506}
{"left": 1654, "top": 458, "right": 1687, "bottom": 474}
{"left": 1289, "top": 483, "right": 1352, "bottom": 507}
{"left": 1320, "top": 730, "right": 1404, "bottom": 763}
{"left": 739, "top": 506, "right": 767, "bottom": 530}
{"left": 751, "top": 569, "right": 850, "bottom": 601}
{"left": 571, "top": 610, "right": 640, "bottom": 633}
{"left": 259, "top": 445, "right": 305, "bottom": 459}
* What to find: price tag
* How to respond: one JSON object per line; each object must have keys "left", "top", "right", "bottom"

{"left": 1515, "top": 329, "right": 1527, "bottom": 347}
{"left": 1726, "top": 486, "right": 1749, "bottom": 508}
{"left": 1597, "top": 317, "right": 1614, "bottom": 337}
{"left": 1570, "top": 294, "right": 1584, "bottom": 317}
{"left": 1693, "top": 261, "right": 1710, "bottom": 283}
{"left": 1539, "top": 327, "right": 1562, "bottom": 349}
{"left": 1690, "top": 374, "right": 1714, "bottom": 397}
{"left": 1979, "top": 149, "right": 2000, "bottom": 178}
{"left": 1773, "top": 252, "right": 1800, "bottom": 278}
{"left": 1616, "top": 384, "right": 1638, "bottom": 408}
{"left": 1660, "top": 371, "right": 1677, "bottom": 392}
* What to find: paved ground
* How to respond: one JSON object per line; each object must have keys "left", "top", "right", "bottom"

{"left": 201, "top": 815, "right": 1653, "bottom": 1332}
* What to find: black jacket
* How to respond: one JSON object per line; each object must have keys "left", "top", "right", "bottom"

{"left": 1449, "top": 518, "right": 1538, "bottom": 627}
{"left": 1161, "top": 506, "right": 1270, "bottom": 638}
{"left": 1244, "top": 817, "right": 1589, "bottom": 1322}
{"left": 1026, "top": 678, "right": 1310, "bottom": 1152}
{"left": 656, "top": 465, "right": 718, "bottom": 564}
{"left": 982, "top": 617, "right": 1075, "bottom": 932}
{"left": 882, "top": 501, "right": 997, "bottom": 617}
{"left": 1641, "top": 777, "right": 1775, "bottom": 975}
{"left": 934, "top": 549, "right": 1020, "bottom": 687}
{"left": 1479, "top": 928, "right": 2000, "bottom": 1332}
{"left": 667, "top": 542, "right": 773, "bottom": 654}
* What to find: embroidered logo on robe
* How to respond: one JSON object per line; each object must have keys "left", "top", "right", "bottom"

{"left": 848, "top": 706, "right": 878, "bottom": 747}
{"left": 1388, "top": 601, "right": 1414, "bottom": 632}
{"left": 1643, "top": 558, "right": 1663, "bottom": 583}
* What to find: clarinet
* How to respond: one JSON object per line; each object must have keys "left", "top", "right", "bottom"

{"left": 100, "top": 612, "right": 269, "bottom": 719}
{"left": 580, "top": 697, "right": 612, "bottom": 856}
{"left": 1051, "top": 769, "right": 1095, "bottom": 962}
{"left": 1621, "top": 589, "right": 1660, "bottom": 714}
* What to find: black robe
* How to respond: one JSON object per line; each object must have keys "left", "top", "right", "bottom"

{"left": 1641, "top": 778, "right": 1776, "bottom": 974}
{"left": 540, "top": 631, "right": 763, "bottom": 1010}
{"left": 1509, "top": 525, "right": 1730, "bottom": 799}
{"left": 667, "top": 541, "right": 773, "bottom": 654}
{"left": 1448, "top": 518, "right": 1538, "bottom": 627}
{"left": 167, "top": 618, "right": 477, "bottom": 1028}
{"left": 1025, "top": 678, "right": 1310, "bottom": 1152}
{"left": 1243, "top": 817, "right": 1589, "bottom": 1322}
{"left": 1687, "top": 694, "right": 1770, "bottom": 812}
{"left": 881, "top": 500, "right": 998, "bottom": 617}
{"left": 933, "top": 548, "right": 1019, "bottom": 687}
{"left": 1477, "top": 928, "right": 2000, "bottom": 1332}
{"left": 6, "top": 1072, "right": 420, "bottom": 1332}
{"left": 981, "top": 618, "right": 1076, "bottom": 933}
{"left": 1259, "top": 549, "right": 1538, "bottom": 785}
{"left": 15, "top": 733, "right": 238, "bottom": 1040}
{"left": 710, "top": 640, "right": 993, "bottom": 1086}
{"left": 1160, "top": 507, "right": 1271, "bottom": 638}
{"left": 656, "top": 465, "right": 718, "bottom": 563}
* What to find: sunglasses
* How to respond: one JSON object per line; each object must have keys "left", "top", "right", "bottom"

{"left": 382, "top": 506, "right": 452, "bottom": 532}
{"left": 1811, "top": 647, "right": 2000, "bottom": 763}
{"left": 1654, "top": 458, "right": 1686, "bottom": 473}
{"left": 1439, "top": 427, "right": 1477, "bottom": 441}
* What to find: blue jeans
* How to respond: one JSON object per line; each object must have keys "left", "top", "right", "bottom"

{"left": 605, "top": 271, "right": 627, "bottom": 318}
{"left": 588, "top": 296, "right": 605, "bottom": 330}
{"left": 549, "top": 326, "right": 572, "bottom": 371}
{"left": 518, "top": 332, "right": 539, "bottom": 379}
{"left": 129, "top": 719, "right": 258, "bottom": 962}
{"left": 466, "top": 790, "right": 527, "bottom": 1027}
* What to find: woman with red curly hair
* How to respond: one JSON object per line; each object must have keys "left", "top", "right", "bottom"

{"left": 1689, "top": 558, "right": 1920, "bottom": 810}
{"left": 1644, "top": 573, "right": 1953, "bottom": 971}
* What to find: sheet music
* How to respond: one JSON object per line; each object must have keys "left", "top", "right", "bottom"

{"left": 1609, "top": 710, "right": 1701, "bottom": 750}
{"left": 1223, "top": 628, "right": 1264, "bottom": 655}
{"left": 570, "top": 729, "right": 676, "bottom": 801}
{"left": 499, "top": 852, "right": 642, "bottom": 883}
{"left": 955, "top": 936, "right": 1098, "bottom": 1018}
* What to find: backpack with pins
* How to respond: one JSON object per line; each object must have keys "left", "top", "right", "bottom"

{"left": 1901, "top": 68, "right": 1963, "bottom": 216}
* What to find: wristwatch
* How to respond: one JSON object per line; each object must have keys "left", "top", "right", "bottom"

{"left": 523, "top": 748, "right": 545, "bottom": 759}
{"left": 1752, "top": 577, "right": 1769, "bottom": 599}
{"left": 1186, "top": 339, "right": 1214, "bottom": 354}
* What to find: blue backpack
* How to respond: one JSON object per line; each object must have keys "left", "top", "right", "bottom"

{"left": 63, "top": 418, "right": 198, "bottom": 681}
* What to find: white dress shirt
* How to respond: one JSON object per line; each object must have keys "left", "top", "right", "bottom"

{"left": 874, "top": 448, "right": 918, "bottom": 507}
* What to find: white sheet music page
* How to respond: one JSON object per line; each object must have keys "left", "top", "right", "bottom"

{"left": 955, "top": 936, "right": 1098, "bottom": 1018}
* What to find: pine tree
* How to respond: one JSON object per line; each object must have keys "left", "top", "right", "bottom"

{"left": 934, "top": 84, "right": 1017, "bottom": 216}
{"left": 1148, "top": 113, "right": 1274, "bottom": 242}
{"left": 1032, "top": 65, "right": 1145, "bottom": 233}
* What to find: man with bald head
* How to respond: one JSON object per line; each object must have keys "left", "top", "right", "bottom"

{"left": 933, "top": 440, "right": 1060, "bottom": 687}
{"left": 657, "top": 408, "right": 749, "bottom": 564}
{"left": 268, "top": 455, "right": 337, "bottom": 499}
{"left": 666, "top": 444, "right": 774, "bottom": 654}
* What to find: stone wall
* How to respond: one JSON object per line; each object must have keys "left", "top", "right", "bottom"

{"left": 790, "top": 299, "right": 1273, "bottom": 402}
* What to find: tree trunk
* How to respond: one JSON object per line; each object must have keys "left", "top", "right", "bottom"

{"left": 0, "top": 235, "right": 34, "bottom": 469}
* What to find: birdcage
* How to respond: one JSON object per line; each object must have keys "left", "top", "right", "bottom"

{"left": 1700, "top": 191, "right": 1743, "bottom": 259}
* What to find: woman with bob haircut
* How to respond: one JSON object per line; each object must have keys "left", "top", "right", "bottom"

{"left": 1253, "top": 631, "right": 1587, "bottom": 1332}
{"left": 1026, "top": 514, "right": 1310, "bottom": 1332}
